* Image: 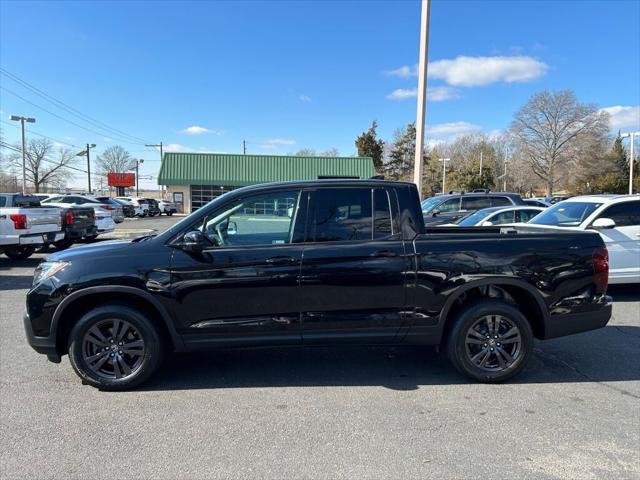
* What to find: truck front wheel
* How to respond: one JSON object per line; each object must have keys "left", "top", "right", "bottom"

{"left": 4, "top": 246, "right": 35, "bottom": 260}
{"left": 446, "top": 300, "right": 533, "bottom": 383}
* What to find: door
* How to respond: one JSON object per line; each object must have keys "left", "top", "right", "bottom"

{"left": 592, "top": 200, "right": 640, "bottom": 282}
{"left": 299, "top": 187, "right": 409, "bottom": 344}
{"left": 169, "top": 189, "right": 305, "bottom": 346}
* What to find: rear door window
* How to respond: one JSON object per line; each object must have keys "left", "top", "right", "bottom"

{"left": 462, "top": 196, "right": 491, "bottom": 210}
{"left": 490, "top": 196, "right": 513, "bottom": 207}
{"left": 308, "top": 188, "right": 373, "bottom": 242}
{"left": 373, "top": 188, "right": 394, "bottom": 238}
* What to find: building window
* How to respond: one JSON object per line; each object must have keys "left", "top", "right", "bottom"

{"left": 190, "top": 185, "right": 237, "bottom": 211}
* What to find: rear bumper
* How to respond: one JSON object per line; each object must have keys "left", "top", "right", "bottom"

{"left": 23, "top": 310, "right": 60, "bottom": 362}
{"left": 544, "top": 295, "right": 612, "bottom": 339}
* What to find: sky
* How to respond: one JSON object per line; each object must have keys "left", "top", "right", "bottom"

{"left": 1, "top": 0, "right": 639, "bottom": 189}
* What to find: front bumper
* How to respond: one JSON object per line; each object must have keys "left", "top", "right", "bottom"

{"left": 23, "top": 310, "right": 60, "bottom": 362}
{"left": 544, "top": 295, "right": 612, "bottom": 339}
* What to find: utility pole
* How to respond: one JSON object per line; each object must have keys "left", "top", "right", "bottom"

{"left": 134, "top": 159, "right": 144, "bottom": 196}
{"left": 438, "top": 158, "right": 450, "bottom": 194}
{"left": 413, "top": 0, "right": 432, "bottom": 194}
{"left": 10, "top": 115, "right": 36, "bottom": 194}
{"left": 145, "top": 142, "right": 163, "bottom": 196}
{"left": 502, "top": 161, "right": 508, "bottom": 191}
{"left": 243, "top": 140, "right": 247, "bottom": 155}
{"left": 479, "top": 150, "right": 483, "bottom": 177}
{"left": 76, "top": 144, "right": 96, "bottom": 193}
{"left": 620, "top": 132, "right": 639, "bottom": 194}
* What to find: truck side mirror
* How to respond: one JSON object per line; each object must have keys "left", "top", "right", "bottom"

{"left": 432, "top": 209, "right": 441, "bottom": 217}
{"left": 182, "top": 230, "right": 204, "bottom": 253}
{"left": 591, "top": 218, "right": 616, "bottom": 229}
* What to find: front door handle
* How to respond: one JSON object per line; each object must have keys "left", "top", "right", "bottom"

{"left": 370, "top": 250, "right": 398, "bottom": 258}
{"left": 265, "top": 256, "right": 297, "bottom": 265}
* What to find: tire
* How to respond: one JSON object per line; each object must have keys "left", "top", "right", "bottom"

{"left": 445, "top": 299, "right": 533, "bottom": 383}
{"left": 4, "top": 246, "right": 35, "bottom": 260}
{"left": 68, "top": 305, "right": 165, "bottom": 390}
{"left": 54, "top": 239, "right": 73, "bottom": 250}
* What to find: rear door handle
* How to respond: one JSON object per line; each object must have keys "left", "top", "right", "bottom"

{"left": 265, "top": 256, "right": 297, "bottom": 265}
{"left": 370, "top": 250, "right": 398, "bottom": 258}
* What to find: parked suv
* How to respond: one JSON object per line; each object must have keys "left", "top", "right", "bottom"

{"left": 422, "top": 191, "right": 524, "bottom": 225}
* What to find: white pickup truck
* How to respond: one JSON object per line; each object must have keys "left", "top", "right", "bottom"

{"left": 0, "top": 193, "right": 64, "bottom": 260}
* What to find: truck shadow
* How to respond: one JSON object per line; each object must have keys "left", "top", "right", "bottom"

{"left": 609, "top": 284, "right": 640, "bottom": 302}
{"left": 141, "top": 324, "right": 640, "bottom": 392}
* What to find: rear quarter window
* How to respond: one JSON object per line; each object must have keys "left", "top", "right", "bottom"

{"left": 490, "top": 196, "right": 513, "bottom": 207}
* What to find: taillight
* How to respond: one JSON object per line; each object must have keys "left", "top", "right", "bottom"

{"left": 65, "top": 211, "right": 75, "bottom": 225}
{"left": 10, "top": 214, "right": 28, "bottom": 230}
{"left": 592, "top": 247, "right": 609, "bottom": 293}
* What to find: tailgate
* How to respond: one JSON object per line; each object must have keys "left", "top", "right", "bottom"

{"left": 26, "top": 207, "right": 62, "bottom": 227}
{"left": 70, "top": 207, "right": 95, "bottom": 229}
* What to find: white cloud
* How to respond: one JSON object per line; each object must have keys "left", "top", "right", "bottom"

{"left": 427, "top": 121, "right": 482, "bottom": 141}
{"left": 599, "top": 105, "right": 640, "bottom": 131}
{"left": 258, "top": 138, "right": 296, "bottom": 150}
{"left": 298, "top": 95, "right": 312, "bottom": 102}
{"left": 384, "top": 65, "right": 416, "bottom": 78}
{"left": 430, "top": 56, "right": 548, "bottom": 86}
{"left": 387, "top": 86, "right": 459, "bottom": 102}
{"left": 385, "top": 55, "right": 548, "bottom": 87}
{"left": 180, "top": 125, "right": 224, "bottom": 136}
{"left": 164, "top": 143, "right": 191, "bottom": 152}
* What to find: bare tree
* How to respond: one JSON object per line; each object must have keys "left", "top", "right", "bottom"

{"left": 7, "top": 138, "right": 78, "bottom": 192}
{"left": 293, "top": 148, "right": 340, "bottom": 157}
{"left": 96, "top": 145, "right": 132, "bottom": 174}
{"left": 510, "top": 90, "right": 610, "bottom": 195}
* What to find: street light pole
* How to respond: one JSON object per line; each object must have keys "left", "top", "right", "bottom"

{"left": 413, "top": 0, "right": 432, "bottom": 194}
{"left": 438, "top": 158, "right": 450, "bottom": 194}
{"left": 10, "top": 115, "right": 36, "bottom": 193}
{"left": 76, "top": 144, "right": 97, "bottom": 194}
{"left": 620, "top": 132, "right": 639, "bottom": 194}
{"left": 145, "top": 142, "right": 163, "bottom": 197}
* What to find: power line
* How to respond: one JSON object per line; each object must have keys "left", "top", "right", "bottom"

{"left": 1, "top": 86, "right": 146, "bottom": 146}
{"left": 0, "top": 140, "right": 90, "bottom": 174}
{"left": 0, "top": 67, "right": 151, "bottom": 145}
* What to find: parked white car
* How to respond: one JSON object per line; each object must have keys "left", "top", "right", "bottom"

{"left": 116, "top": 197, "right": 149, "bottom": 217}
{"left": 41, "top": 194, "right": 115, "bottom": 236}
{"left": 447, "top": 206, "right": 544, "bottom": 227}
{"left": 158, "top": 199, "right": 177, "bottom": 215}
{"left": 0, "top": 193, "right": 64, "bottom": 259}
{"left": 526, "top": 195, "right": 640, "bottom": 284}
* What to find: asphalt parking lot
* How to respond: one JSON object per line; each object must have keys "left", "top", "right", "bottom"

{"left": 1, "top": 216, "right": 639, "bottom": 479}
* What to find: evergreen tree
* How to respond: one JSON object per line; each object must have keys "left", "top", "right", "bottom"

{"left": 355, "top": 121, "right": 385, "bottom": 173}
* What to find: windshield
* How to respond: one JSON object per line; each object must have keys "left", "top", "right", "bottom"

{"left": 529, "top": 201, "right": 602, "bottom": 227}
{"left": 421, "top": 196, "right": 445, "bottom": 213}
{"left": 456, "top": 209, "right": 492, "bottom": 226}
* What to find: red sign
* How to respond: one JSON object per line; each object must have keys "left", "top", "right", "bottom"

{"left": 107, "top": 172, "right": 135, "bottom": 187}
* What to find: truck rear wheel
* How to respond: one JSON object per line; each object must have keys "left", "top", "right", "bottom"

{"left": 67, "top": 305, "right": 165, "bottom": 390}
{"left": 446, "top": 300, "right": 533, "bottom": 383}
{"left": 4, "top": 246, "right": 35, "bottom": 260}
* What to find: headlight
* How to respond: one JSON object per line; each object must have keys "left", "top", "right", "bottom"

{"left": 33, "top": 261, "right": 69, "bottom": 286}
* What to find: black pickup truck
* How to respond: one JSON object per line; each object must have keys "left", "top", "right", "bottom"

{"left": 24, "top": 180, "right": 612, "bottom": 390}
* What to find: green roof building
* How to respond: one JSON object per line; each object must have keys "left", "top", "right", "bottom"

{"left": 158, "top": 152, "right": 376, "bottom": 212}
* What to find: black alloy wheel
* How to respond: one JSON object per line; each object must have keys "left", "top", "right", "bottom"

{"left": 446, "top": 299, "right": 533, "bottom": 383}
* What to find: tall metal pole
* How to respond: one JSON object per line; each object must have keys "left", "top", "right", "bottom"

{"left": 620, "top": 132, "right": 638, "bottom": 194}
{"left": 20, "top": 118, "right": 27, "bottom": 194}
{"left": 503, "top": 162, "right": 508, "bottom": 191}
{"left": 86, "top": 143, "right": 92, "bottom": 194}
{"left": 479, "top": 150, "right": 483, "bottom": 177}
{"left": 135, "top": 161, "right": 139, "bottom": 197}
{"left": 439, "top": 158, "right": 449, "bottom": 193}
{"left": 413, "top": 0, "right": 431, "bottom": 194}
